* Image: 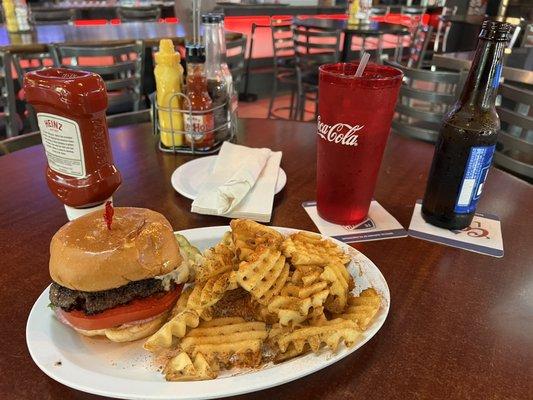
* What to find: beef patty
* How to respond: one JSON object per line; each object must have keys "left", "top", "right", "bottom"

{"left": 49, "top": 278, "right": 174, "bottom": 315}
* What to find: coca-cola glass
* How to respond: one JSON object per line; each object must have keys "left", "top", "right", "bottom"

{"left": 317, "top": 62, "right": 403, "bottom": 224}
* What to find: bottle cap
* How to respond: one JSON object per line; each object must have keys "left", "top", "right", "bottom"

{"left": 479, "top": 20, "right": 512, "bottom": 42}
{"left": 201, "top": 13, "right": 223, "bottom": 23}
{"left": 154, "top": 38, "right": 180, "bottom": 66}
{"left": 64, "top": 198, "right": 112, "bottom": 221}
{"left": 185, "top": 44, "right": 206, "bottom": 63}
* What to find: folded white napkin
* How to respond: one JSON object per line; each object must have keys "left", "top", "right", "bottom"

{"left": 191, "top": 142, "right": 282, "bottom": 222}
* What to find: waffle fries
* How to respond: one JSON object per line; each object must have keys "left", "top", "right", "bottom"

{"left": 282, "top": 231, "right": 351, "bottom": 265}
{"left": 181, "top": 317, "right": 267, "bottom": 368}
{"left": 164, "top": 352, "right": 218, "bottom": 381}
{"left": 146, "top": 220, "right": 383, "bottom": 381}
{"left": 236, "top": 247, "right": 289, "bottom": 304}
{"left": 231, "top": 219, "right": 284, "bottom": 261}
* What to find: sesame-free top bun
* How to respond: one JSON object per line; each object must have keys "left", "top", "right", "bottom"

{"left": 49, "top": 207, "right": 182, "bottom": 292}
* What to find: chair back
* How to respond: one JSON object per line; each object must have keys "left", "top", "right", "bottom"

{"left": 401, "top": 6, "right": 426, "bottom": 36}
{"left": 370, "top": 6, "right": 389, "bottom": 16}
{"left": 271, "top": 17, "right": 295, "bottom": 69}
{"left": 494, "top": 79, "right": 533, "bottom": 180}
{"left": 385, "top": 59, "right": 465, "bottom": 143}
{"left": 407, "top": 25, "right": 434, "bottom": 68}
{"left": 31, "top": 8, "right": 76, "bottom": 25}
{"left": 0, "top": 131, "right": 41, "bottom": 155}
{"left": 400, "top": 6, "right": 426, "bottom": 16}
{"left": 0, "top": 51, "right": 19, "bottom": 138}
{"left": 11, "top": 51, "right": 51, "bottom": 131}
{"left": 292, "top": 25, "right": 340, "bottom": 75}
{"left": 117, "top": 6, "right": 161, "bottom": 22}
{"left": 51, "top": 41, "right": 145, "bottom": 113}
{"left": 226, "top": 35, "right": 247, "bottom": 88}
{"left": 433, "top": 6, "right": 458, "bottom": 53}
{"left": 521, "top": 23, "right": 533, "bottom": 48}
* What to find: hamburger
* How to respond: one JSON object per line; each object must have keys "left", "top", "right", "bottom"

{"left": 48, "top": 207, "right": 189, "bottom": 342}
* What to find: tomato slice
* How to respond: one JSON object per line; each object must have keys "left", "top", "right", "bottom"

{"left": 57, "top": 285, "right": 183, "bottom": 331}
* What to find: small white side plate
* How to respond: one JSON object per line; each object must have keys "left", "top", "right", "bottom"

{"left": 26, "top": 226, "right": 390, "bottom": 400}
{"left": 171, "top": 156, "right": 287, "bottom": 200}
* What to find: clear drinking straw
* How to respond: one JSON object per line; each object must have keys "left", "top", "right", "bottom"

{"left": 355, "top": 52, "right": 370, "bottom": 77}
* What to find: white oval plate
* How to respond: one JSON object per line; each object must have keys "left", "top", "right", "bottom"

{"left": 171, "top": 156, "right": 287, "bottom": 200}
{"left": 26, "top": 226, "right": 390, "bottom": 400}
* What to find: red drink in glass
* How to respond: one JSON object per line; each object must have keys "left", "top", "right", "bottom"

{"left": 317, "top": 63, "right": 403, "bottom": 224}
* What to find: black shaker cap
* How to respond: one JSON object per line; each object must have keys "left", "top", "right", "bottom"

{"left": 479, "top": 20, "right": 512, "bottom": 42}
{"left": 201, "top": 13, "right": 223, "bottom": 23}
{"left": 185, "top": 44, "right": 206, "bottom": 63}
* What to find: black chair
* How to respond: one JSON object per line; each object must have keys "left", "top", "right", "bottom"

{"left": 494, "top": 79, "right": 533, "bottom": 180}
{"left": 0, "top": 51, "right": 20, "bottom": 138}
{"left": 30, "top": 8, "right": 76, "bottom": 25}
{"left": 51, "top": 42, "right": 145, "bottom": 114}
{"left": 293, "top": 25, "right": 341, "bottom": 121}
{"left": 433, "top": 6, "right": 457, "bottom": 53}
{"left": 0, "top": 110, "right": 153, "bottom": 155}
{"left": 385, "top": 60, "right": 465, "bottom": 143}
{"left": 406, "top": 25, "right": 434, "bottom": 69}
{"left": 520, "top": 22, "right": 532, "bottom": 48}
{"left": 268, "top": 17, "right": 298, "bottom": 120}
{"left": 12, "top": 50, "right": 54, "bottom": 132}
{"left": 117, "top": 6, "right": 161, "bottom": 22}
{"left": 0, "top": 131, "right": 41, "bottom": 155}
{"left": 391, "top": 6, "right": 426, "bottom": 63}
{"left": 347, "top": 7, "right": 390, "bottom": 62}
{"left": 226, "top": 35, "right": 247, "bottom": 90}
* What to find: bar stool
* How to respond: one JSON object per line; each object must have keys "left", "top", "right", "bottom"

{"left": 293, "top": 25, "right": 341, "bottom": 121}
{"left": 268, "top": 17, "right": 299, "bottom": 120}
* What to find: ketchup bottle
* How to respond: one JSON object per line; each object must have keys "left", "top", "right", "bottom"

{"left": 24, "top": 68, "right": 122, "bottom": 220}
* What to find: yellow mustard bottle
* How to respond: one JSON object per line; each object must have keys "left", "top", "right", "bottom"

{"left": 3, "top": 0, "right": 19, "bottom": 33}
{"left": 155, "top": 39, "right": 184, "bottom": 147}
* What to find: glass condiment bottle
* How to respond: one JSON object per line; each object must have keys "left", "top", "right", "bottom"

{"left": 24, "top": 68, "right": 122, "bottom": 220}
{"left": 184, "top": 44, "right": 215, "bottom": 150}
{"left": 202, "top": 13, "right": 229, "bottom": 142}
{"left": 217, "top": 14, "right": 239, "bottom": 115}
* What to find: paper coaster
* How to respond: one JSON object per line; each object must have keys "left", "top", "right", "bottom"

{"left": 408, "top": 200, "right": 503, "bottom": 258}
{"left": 302, "top": 200, "right": 407, "bottom": 243}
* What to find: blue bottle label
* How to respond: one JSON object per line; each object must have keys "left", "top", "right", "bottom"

{"left": 454, "top": 145, "right": 495, "bottom": 214}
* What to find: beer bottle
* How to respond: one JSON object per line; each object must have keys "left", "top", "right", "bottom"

{"left": 421, "top": 20, "right": 511, "bottom": 230}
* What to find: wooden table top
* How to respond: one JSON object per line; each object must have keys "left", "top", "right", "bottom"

{"left": 294, "top": 17, "right": 409, "bottom": 35}
{"left": 0, "top": 119, "right": 531, "bottom": 399}
{"left": 0, "top": 21, "right": 188, "bottom": 53}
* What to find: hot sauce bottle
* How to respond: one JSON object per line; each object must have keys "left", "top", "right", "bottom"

{"left": 184, "top": 44, "right": 215, "bottom": 150}
{"left": 24, "top": 68, "right": 122, "bottom": 220}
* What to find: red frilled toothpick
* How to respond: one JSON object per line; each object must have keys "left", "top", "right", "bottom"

{"left": 103, "top": 201, "right": 114, "bottom": 230}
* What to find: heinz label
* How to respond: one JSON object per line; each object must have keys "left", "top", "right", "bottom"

{"left": 37, "top": 112, "right": 86, "bottom": 178}
{"left": 316, "top": 116, "right": 364, "bottom": 147}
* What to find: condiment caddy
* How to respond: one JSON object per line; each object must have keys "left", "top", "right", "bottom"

{"left": 151, "top": 12, "right": 238, "bottom": 155}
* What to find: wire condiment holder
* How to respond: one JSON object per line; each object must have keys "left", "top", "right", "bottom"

{"left": 151, "top": 91, "right": 237, "bottom": 154}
